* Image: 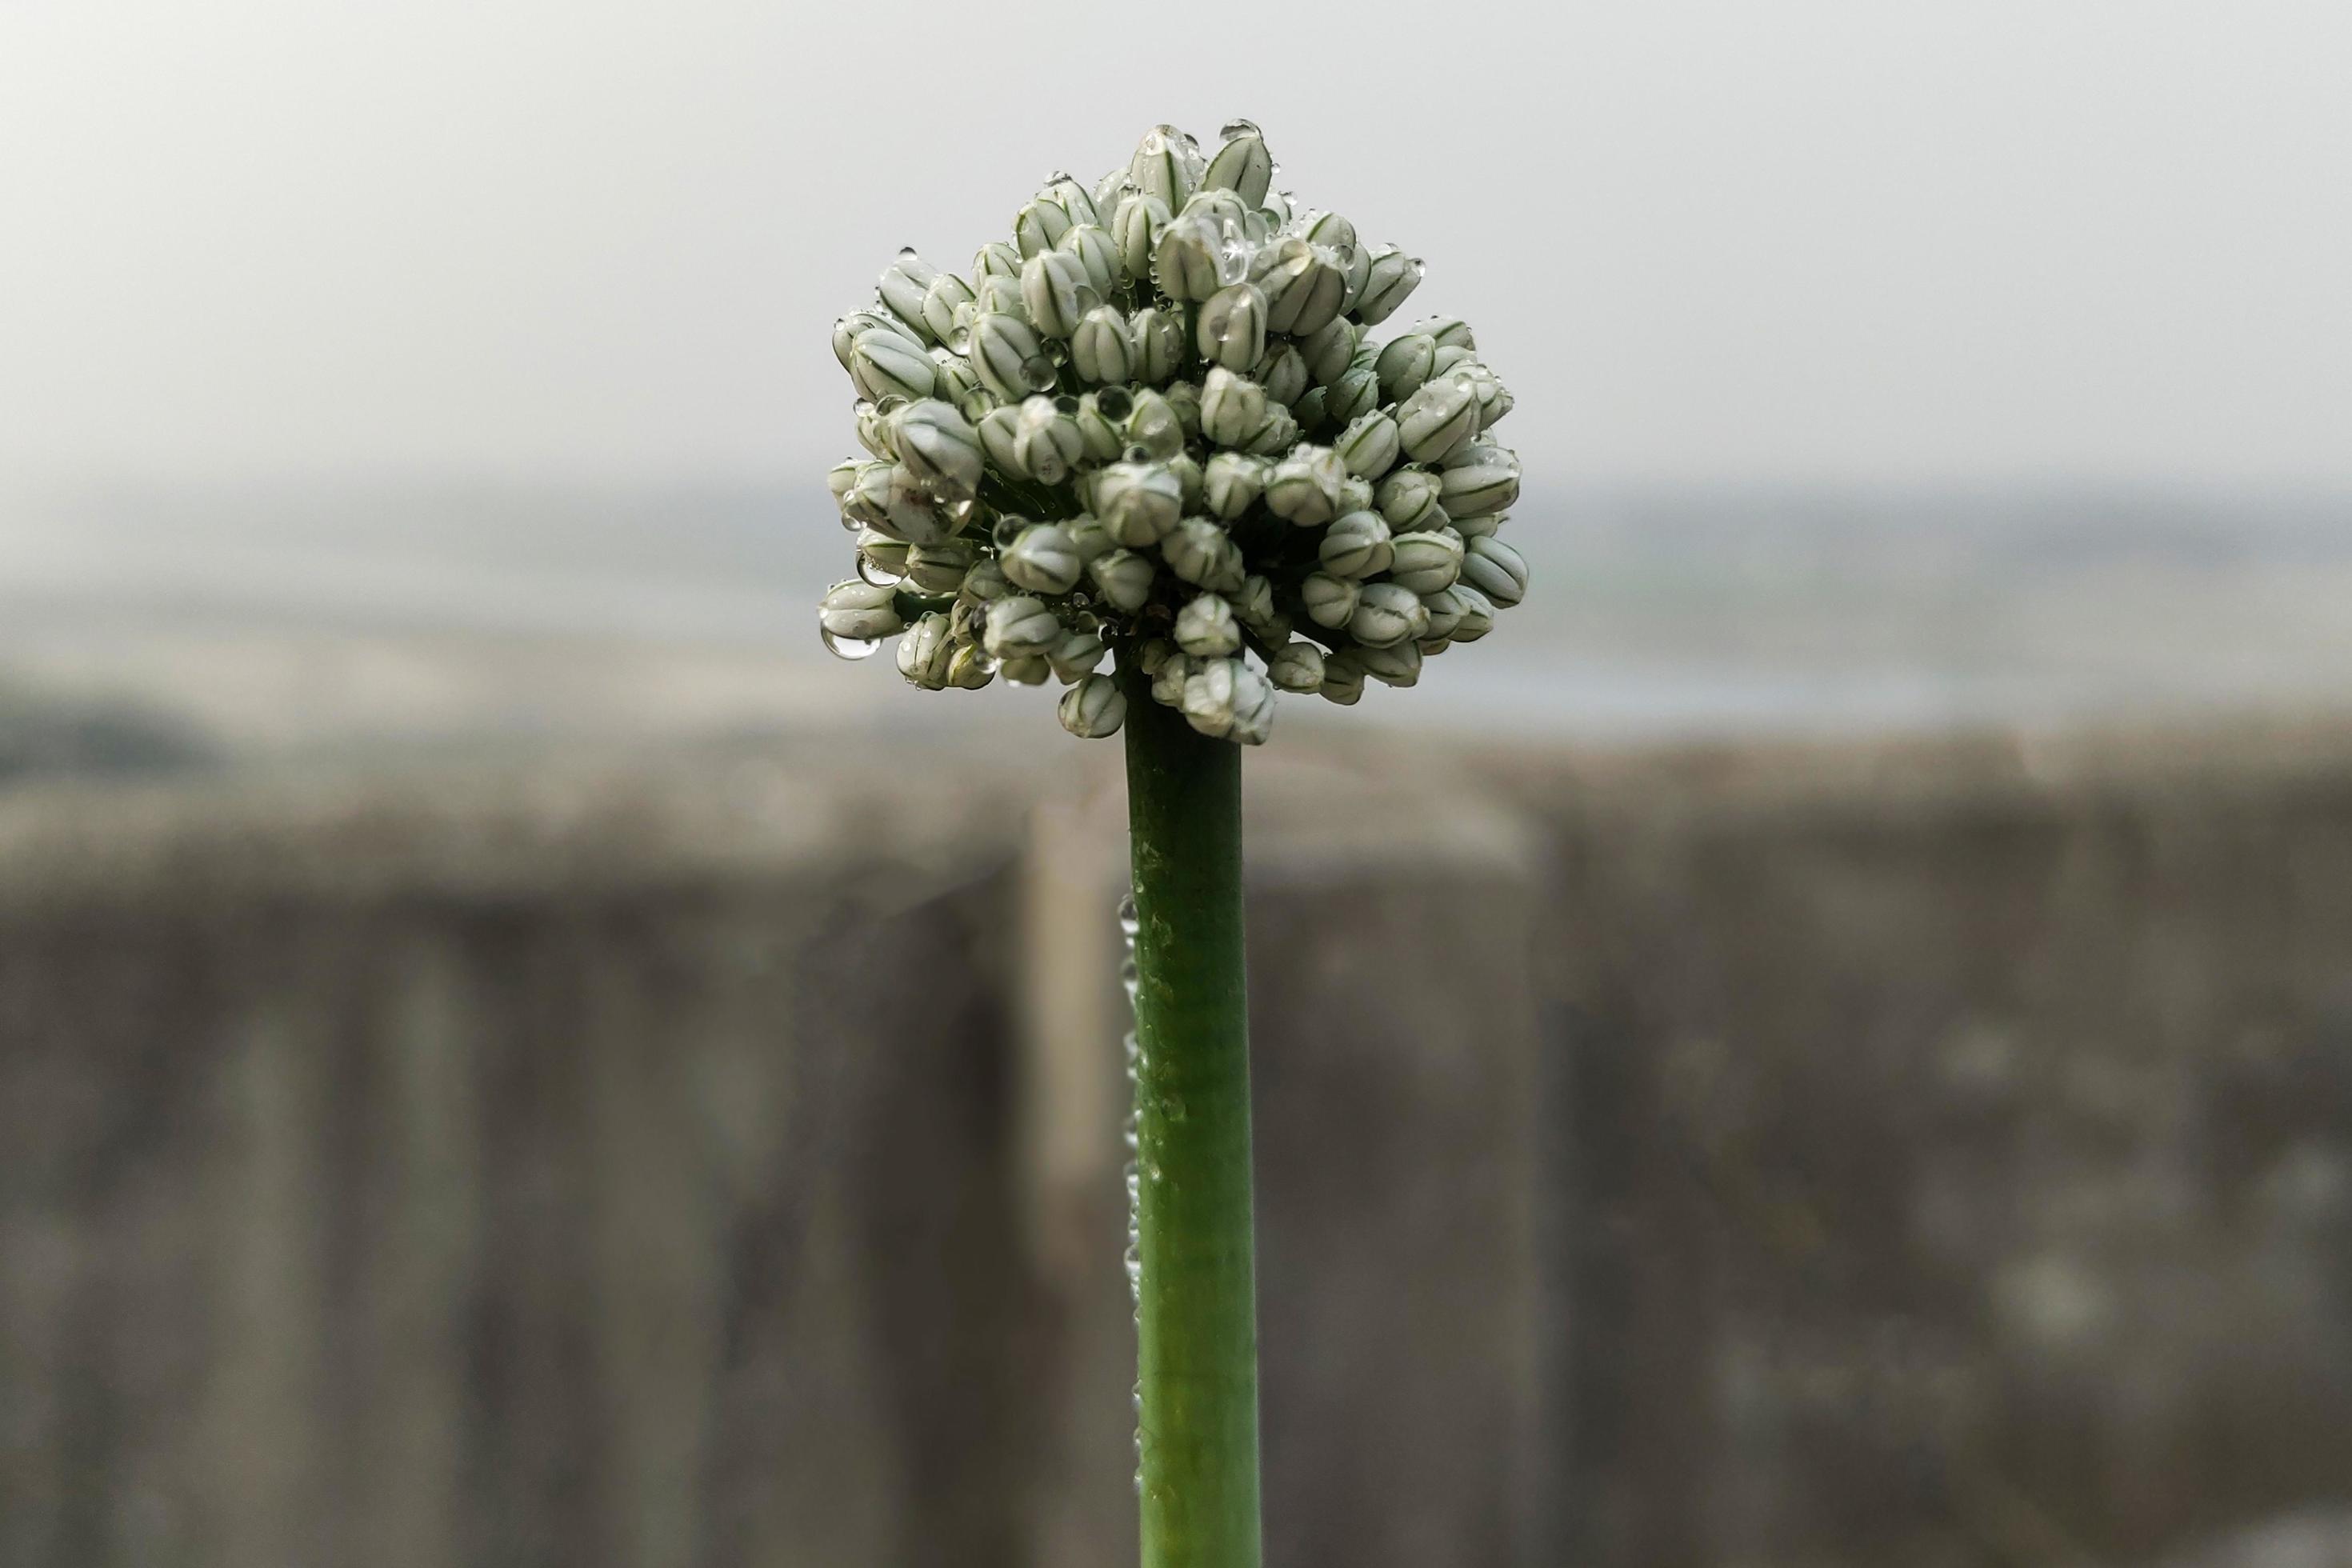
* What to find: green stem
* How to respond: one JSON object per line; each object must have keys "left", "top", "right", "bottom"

{"left": 1118, "top": 653, "right": 1262, "bottom": 1568}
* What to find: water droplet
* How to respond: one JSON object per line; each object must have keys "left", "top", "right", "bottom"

{"left": 1117, "top": 891, "right": 1139, "bottom": 938}
{"left": 1054, "top": 393, "right": 1082, "bottom": 415}
{"left": 1219, "top": 117, "right": 1262, "bottom": 142}
{"left": 1120, "top": 956, "right": 1140, "bottom": 1001}
{"left": 946, "top": 496, "right": 976, "bottom": 523}
{"left": 897, "top": 245, "right": 918, "bottom": 262}
{"left": 820, "top": 627, "right": 881, "bottom": 661}
{"left": 947, "top": 324, "right": 973, "bottom": 354}
{"left": 856, "top": 555, "right": 903, "bottom": 588}
{"left": 1022, "top": 358, "right": 1058, "bottom": 393}
{"left": 993, "top": 514, "right": 1028, "bottom": 549}
{"left": 1096, "top": 386, "right": 1134, "bottom": 422}
{"left": 1123, "top": 443, "right": 1151, "bottom": 463}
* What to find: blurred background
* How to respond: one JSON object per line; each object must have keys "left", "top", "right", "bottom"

{"left": 3, "top": 2, "right": 2350, "bottom": 1565}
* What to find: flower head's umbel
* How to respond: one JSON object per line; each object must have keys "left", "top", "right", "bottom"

{"left": 820, "top": 121, "right": 1523, "bottom": 744}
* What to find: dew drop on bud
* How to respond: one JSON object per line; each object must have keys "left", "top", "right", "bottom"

{"left": 947, "top": 324, "right": 973, "bottom": 354}
{"left": 897, "top": 245, "right": 918, "bottom": 262}
{"left": 1022, "top": 358, "right": 1058, "bottom": 392}
{"left": 820, "top": 627, "right": 882, "bottom": 661}
{"left": 1219, "top": 118, "right": 1262, "bottom": 142}
{"left": 856, "top": 555, "right": 903, "bottom": 588}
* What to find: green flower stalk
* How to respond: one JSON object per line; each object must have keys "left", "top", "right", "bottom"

{"left": 816, "top": 118, "right": 1525, "bottom": 1567}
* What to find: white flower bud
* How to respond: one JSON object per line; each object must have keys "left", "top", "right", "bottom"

{"left": 842, "top": 460, "right": 895, "bottom": 529}
{"left": 1195, "top": 282, "right": 1268, "bottom": 371}
{"left": 1317, "top": 510, "right": 1394, "bottom": 578}
{"left": 1339, "top": 474, "right": 1375, "bottom": 514}
{"left": 1066, "top": 515, "right": 1114, "bottom": 562}
{"left": 1338, "top": 240, "right": 1372, "bottom": 313}
{"left": 1129, "top": 307, "right": 1185, "bottom": 387}
{"left": 1199, "top": 366, "right": 1268, "bottom": 449}
{"left": 983, "top": 595, "right": 1062, "bottom": 659}
{"left": 977, "top": 404, "right": 1026, "bottom": 477}
{"left": 850, "top": 330, "right": 938, "bottom": 403}
{"left": 1232, "top": 574, "right": 1286, "bottom": 639}
{"left": 897, "top": 611, "right": 954, "bottom": 688}
{"left": 1298, "top": 318, "right": 1358, "bottom": 386}
{"left": 1353, "top": 245, "right": 1424, "bottom": 324}
{"left": 969, "top": 314, "right": 1054, "bottom": 402}
{"left": 820, "top": 578, "right": 905, "bottom": 642}
{"left": 1130, "top": 123, "right": 1202, "bottom": 210}
{"left": 1418, "top": 316, "right": 1475, "bottom": 351}
{"left": 1300, "top": 570, "right": 1361, "bottom": 630}
{"left": 879, "top": 466, "right": 964, "bottom": 546}
{"left": 1202, "top": 126, "right": 1274, "bottom": 207}
{"left": 1202, "top": 452, "right": 1268, "bottom": 519}
{"left": 1438, "top": 442, "right": 1521, "bottom": 519}
{"left": 919, "top": 272, "right": 978, "bottom": 344}
{"left": 1088, "top": 548, "right": 1157, "bottom": 611}
{"left": 972, "top": 240, "right": 1022, "bottom": 280}
{"left": 1122, "top": 387, "right": 1186, "bottom": 459}
{"left": 935, "top": 355, "right": 984, "bottom": 411}
{"left": 1459, "top": 534, "right": 1527, "bottom": 607}
{"left": 972, "top": 274, "right": 1028, "bottom": 323}
{"left": 834, "top": 310, "right": 912, "bottom": 372}
{"left": 1431, "top": 342, "right": 1474, "bottom": 380}
{"left": 1385, "top": 528, "right": 1463, "bottom": 598}
{"left": 1153, "top": 212, "right": 1223, "bottom": 301}
{"left": 1374, "top": 467, "right": 1446, "bottom": 531}
{"left": 1395, "top": 374, "right": 1479, "bottom": 465}
{"left": 1347, "top": 581, "right": 1428, "bottom": 648}
{"left": 1334, "top": 410, "right": 1402, "bottom": 480}
{"left": 1070, "top": 306, "right": 1132, "bottom": 384}
{"left": 1013, "top": 395, "right": 1086, "bottom": 486}
{"left": 1174, "top": 593, "right": 1242, "bottom": 658}
{"left": 1047, "top": 626, "right": 1108, "bottom": 684}
{"left": 1162, "top": 518, "right": 1247, "bottom": 593}
{"left": 1181, "top": 657, "right": 1274, "bottom": 745}
{"left": 946, "top": 642, "right": 996, "bottom": 689}
{"left": 958, "top": 556, "right": 1015, "bottom": 603}
{"left": 1374, "top": 334, "right": 1438, "bottom": 402}
{"left": 1449, "top": 361, "right": 1510, "bottom": 431}
{"left": 829, "top": 455, "right": 866, "bottom": 509}
{"left": 1266, "top": 641, "right": 1326, "bottom": 693}
{"left": 1417, "top": 585, "right": 1470, "bottom": 642}
{"left": 1355, "top": 640, "right": 1423, "bottom": 687}
{"left": 1169, "top": 446, "right": 1202, "bottom": 510}
{"left": 878, "top": 250, "right": 941, "bottom": 338}
{"left": 1450, "top": 509, "right": 1504, "bottom": 541}
{"left": 1242, "top": 405, "right": 1299, "bottom": 457}
{"left": 1264, "top": 446, "right": 1349, "bottom": 526}
{"left": 1319, "top": 650, "right": 1366, "bottom": 705}
{"left": 1022, "top": 248, "right": 1101, "bottom": 338}
{"left": 1096, "top": 461, "right": 1184, "bottom": 546}
{"left": 1254, "top": 238, "right": 1347, "bottom": 337}
{"left": 1111, "top": 191, "right": 1172, "bottom": 283}
{"left": 1299, "top": 209, "right": 1357, "bottom": 254}
{"left": 1014, "top": 195, "right": 1073, "bottom": 258}
{"left": 856, "top": 526, "right": 910, "bottom": 580}
{"left": 904, "top": 538, "right": 978, "bottom": 594}
{"left": 1325, "top": 358, "right": 1380, "bottom": 426}
{"left": 1447, "top": 583, "right": 1497, "bottom": 642}
{"left": 1000, "top": 654, "right": 1052, "bottom": 685}
{"left": 1150, "top": 652, "right": 1194, "bottom": 709}
{"left": 890, "top": 400, "right": 984, "bottom": 496}
{"left": 854, "top": 400, "right": 896, "bottom": 461}
{"left": 1058, "top": 673, "right": 1126, "bottom": 738}
{"left": 1002, "top": 521, "right": 1083, "bottom": 594}
{"left": 1257, "top": 344, "right": 1309, "bottom": 409}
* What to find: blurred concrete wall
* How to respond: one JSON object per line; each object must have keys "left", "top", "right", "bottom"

{"left": 2, "top": 726, "right": 2350, "bottom": 1566}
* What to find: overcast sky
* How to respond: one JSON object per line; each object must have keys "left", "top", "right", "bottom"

{"left": 2, "top": 0, "right": 2347, "bottom": 494}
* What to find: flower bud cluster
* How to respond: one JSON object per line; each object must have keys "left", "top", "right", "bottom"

{"left": 819, "top": 121, "right": 1526, "bottom": 745}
